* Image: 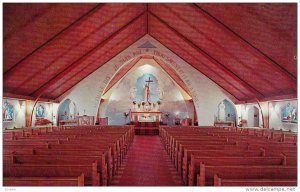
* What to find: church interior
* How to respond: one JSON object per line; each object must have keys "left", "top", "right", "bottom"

{"left": 2, "top": 3, "right": 297, "bottom": 187}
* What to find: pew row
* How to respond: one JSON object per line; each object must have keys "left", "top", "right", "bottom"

{"left": 4, "top": 173, "right": 84, "bottom": 186}
{"left": 197, "top": 164, "right": 297, "bottom": 186}
{"left": 188, "top": 155, "right": 297, "bottom": 186}
{"left": 214, "top": 175, "right": 297, "bottom": 186}
{"left": 5, "top": 162, "right": 100, "bottom": 186}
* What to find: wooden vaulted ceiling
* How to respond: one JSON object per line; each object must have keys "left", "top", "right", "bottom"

{"left": 3, "top": 3, "right": 297, "bottom": 103}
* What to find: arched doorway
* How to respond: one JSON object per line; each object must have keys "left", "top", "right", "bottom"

{"left": 248, "top": 106, "right": 260, "bottom": 127}
{"left": 57, "top": 99, "right": 77, "bottom": 124}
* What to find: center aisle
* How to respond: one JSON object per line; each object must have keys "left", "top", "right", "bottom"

{"left": 111, "top": 135, "right": 183, "bottom": 186}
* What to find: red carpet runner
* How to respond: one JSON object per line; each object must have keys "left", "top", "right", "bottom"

{"left": 111, "top": 135, "right": 183, "bottom": 186}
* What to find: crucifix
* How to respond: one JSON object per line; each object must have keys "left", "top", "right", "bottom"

{"left": 144, "top": 77, "right": 153, "bottom": 102}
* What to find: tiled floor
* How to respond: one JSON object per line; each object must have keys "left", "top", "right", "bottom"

{"left": 111, "top": 135, "right": 183, "bottom": 186}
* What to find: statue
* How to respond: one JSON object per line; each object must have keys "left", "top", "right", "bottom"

{"left": 143, "top": 83, "right": 149, "bottom": 102}
{"left": 218, "top": 101, "right": 226, "bottom": 121}
{"left": 143, "top": 77, "right": 153, "bottom": 102}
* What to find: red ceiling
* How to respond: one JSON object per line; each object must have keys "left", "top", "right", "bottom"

{"left": 3, "top": 3, "right": 297, "bottom": 103}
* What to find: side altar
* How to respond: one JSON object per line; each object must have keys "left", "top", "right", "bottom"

{"left": 59, "top": 116, "right": 94, "bottom": 126}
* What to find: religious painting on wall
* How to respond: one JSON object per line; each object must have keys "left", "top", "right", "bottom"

{"left": 36, "top": 104, "right": 45, "bottom": 119}
{"left": 281, "top": 103, "right": 297, "bottom": 123}
{"left": 3, "top": 100, "right": 14, "bottom": 121}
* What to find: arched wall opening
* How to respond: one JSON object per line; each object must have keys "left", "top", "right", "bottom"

{"left": 96, "top": 56, "right": 197, "bottom": 125}
{"left": 247, "top": 106, "right": 260, "bottom": 127}
{"left": 215, "top": 99, "right": 237, "bottom": 126}
{"left": 57, "top": 35, "right": 237, "bottom": 127}
{"left": 57, "top": 99, "right": 78, "bottom": 124}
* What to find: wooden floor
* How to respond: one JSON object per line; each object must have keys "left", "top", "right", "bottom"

{"left": 111, "top": 135, "right": 183, "bottom": 186}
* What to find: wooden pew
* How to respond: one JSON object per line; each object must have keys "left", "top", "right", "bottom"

{"left": 173, "top": 140, "right": 237, "bottom": 168}
{"left": 180, "top": 149, "right": 264, "bottom": 185}
{"left": 5, "top": 154, "right": 108, "bottom": 186}
{"left": 5, "top": 130, "right": 131, "bottom": 184}
{"left": 197, "top": 164, "right": 297, "bottom": 186}
{"left": 160, "top": 125, "right": 297, "bottom": 187}
{"left": 214, "top": 175, "right": 297, "bottom": 186}
{"left": 4, "top": 173, "right": 84, "bottom": 186}
{"left": 39, "top": 143, "right": 115, "bottom": 178}
{"left": 5, "top": 161, "right": 99, "bottom": 186}
{"left": 5, "top": 139, "right": 117, "bottom": 161}
{"left": 3, "top": 127, "right": 60, "bottom": 140}
{"left": 188, "top": 156, "right": 297, "bottom": 186}
{"left": 180, "top": 145, "right": 264, "bottom": 180}
{"left": 171, "top": 138, "right": 232, "bottom": 162}
{"left": 3, "top": 126, "right": 134, "bottom": 186}
{"left": 5, "top": 145, "right": 113, "bottom": 185}
{"left": 174, "top": 138, "right": 295, "bottom": 175}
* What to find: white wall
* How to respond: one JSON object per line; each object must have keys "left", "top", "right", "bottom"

{"left": 2, "top": 99, "right": 59, "bottom": 129}
{"left": 3, "top": 99, "right": 26, "bottom": 129}
{"left": 236, "top": 100, "right": 298, "bottom": 132}
{"left": 236, "top": 103, "right": 263, "bottom": 128}
{"left": 269, "top": 100, "right": 297, "bottom": 132}
{"left": 58, "top": 35, "right": 233, "bottom": 126}
{"left": 102, "top": 63, "right": 192, "bottom": 125}
{"left": 52, "top": 103, "right": 59, "bottom": 126}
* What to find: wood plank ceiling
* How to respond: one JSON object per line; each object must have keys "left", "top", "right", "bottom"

{"left": 3, "top": 3, "right": 297, "bottom": 103}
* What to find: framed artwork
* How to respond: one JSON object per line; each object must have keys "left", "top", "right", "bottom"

{"left": 36, "top": 104, "right": 45, "bottom": 119}
{"left": 281, "top": 103, "right": 297, "bottom": 123}
{"left": 3, "top": 100, "right": 14, "bottom": 121}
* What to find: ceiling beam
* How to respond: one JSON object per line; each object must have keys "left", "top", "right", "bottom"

{"left": 235, "top": 93, "right": 297, "bottom": 104}
{"left": 50, "top": 35, "right": 142, "bottom": 98}
{"left": 4, "top": 3, "right": 104, "bottom": 78}
{"left": 162, "top": 4, "right": 276, "bottom": 88}
{"left": 30, "top": 10, "right": 147, "bottom": 98}
{"left": 151, "top": 31, "right": 250, "bottom": 101}
{"left": 193, "top": 3, "right": 297, "bottom": 85}
{"left": 4, "top": 4, "right": 53, "bottom": 41}
{"left": 240, "top": 4, "right": 295, "bottom": 43}
{"left": 8, "top": 4, "right": 134, "bottom": 94}
{"left": 148, "top": 34, "right": 242, "bottom": 102}
{"left": 148, "top": 10, "right": 265, "bottom": 100}
{"left": 52, "top": 33, "right": 147, "bottom": 100}
{"left": 146, "top": 3, "right": 149, "bottom": 34}
{"left": 3, "top": 92, "right": 59, "bottom": 103}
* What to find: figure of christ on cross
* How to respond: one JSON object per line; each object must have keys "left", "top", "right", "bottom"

{"left": 144, "top": 77, "right": 153, "bottom": 102}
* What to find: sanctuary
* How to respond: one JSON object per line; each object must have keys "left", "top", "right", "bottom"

{"left": 2, "top": 3, "right": 297, "bottom": 188}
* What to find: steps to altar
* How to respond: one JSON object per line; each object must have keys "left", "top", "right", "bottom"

{"left": 132, "top": 121, "right": 160, "bottom": 135}
{"left": 134, "top": 127, "right": 159, "bottom": 135}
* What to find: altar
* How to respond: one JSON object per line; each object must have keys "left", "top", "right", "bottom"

{"left": 129, "top": 76, "right": 163, "bottom": 123}
{"left": 130, "top": 111, "right": 162, "bottom": 122}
